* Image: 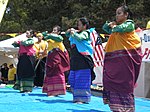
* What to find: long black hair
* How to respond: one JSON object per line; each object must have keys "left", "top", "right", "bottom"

{"left": 78, "top": 17, "right": 90, "bottom": 29}
{"left": 120, "top": 5, "right": 133, "bottom": 19}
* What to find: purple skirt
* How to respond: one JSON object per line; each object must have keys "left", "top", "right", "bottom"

{"left": 42, "top": 73, "right": 66, "bottom": 96}
{"left": 103, "top": 47, "right": 142, "bottom": 111}
{"left": 103, "top": 90, "right": 135, "bottom": 112}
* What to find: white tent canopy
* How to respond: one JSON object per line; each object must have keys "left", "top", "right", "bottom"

{"left": 0, "top": 33, "right": 27, "bottom": 66}
{"left": 0, "top": 33, "right": 27, "bottom": 54}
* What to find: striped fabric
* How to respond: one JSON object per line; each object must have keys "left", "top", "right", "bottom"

{"left": 103, "top": 90, "right": 135, "bottom": 112}
{"left": 90, "top": 30, "right": 104, "bottom": 67}
{"left": 42, "top": 73, "right": 66, "bottom": 96}
{"left": 13, "top": 78, "right": 34, "bottom": 92}
{"left": 69, "top": 69, "right": 91, "bottom": 103}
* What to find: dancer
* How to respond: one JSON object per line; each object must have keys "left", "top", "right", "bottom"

{"left": 102, "top": 5, "right": 142, "bottom": 111}
{"left": 33, "top": 33, "right": 48, "bottom": 87}
{"left": 66, "top": 18, "right": 94, "bottom": 104}
{"left": 42, "top": 25, "right": 70, "bottom": 96}
{"left": 12, "top": 30, "right": 36, "bottom": 93}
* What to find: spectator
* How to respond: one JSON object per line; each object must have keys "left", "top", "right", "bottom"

{"left": 1, "top": 63, "right": 9, "bottom": 84}
{"left": 8, "top": 64, "right": 16, "bottom": 84}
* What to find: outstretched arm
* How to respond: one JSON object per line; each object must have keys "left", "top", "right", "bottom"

{"left": 12, "top": 41, "right": 20, "bottom": 47}
{"left": 44, "top": 34, "right": 63, "bottom": 42}
{"left": 112, "top": 20, "right": 135, "bottom": 33}
{"left": 21, "top": 38, "right": 34, "bottom": 46}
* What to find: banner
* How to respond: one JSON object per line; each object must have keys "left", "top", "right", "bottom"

{"left": 0, "top": 0, "right": 9, "bottom": 23}
{"left": 136, "top": 29, "right": 150, "bottom": 62}
{"left": 6, "top": 33, "right": 18, "bottom": 37}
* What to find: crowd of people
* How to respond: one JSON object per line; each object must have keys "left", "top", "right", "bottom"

{"left": 0, "top": 63, "right": 16, "bottom": 84}
{"left": 1, "top": 4, "right": 147, "bottom": 112}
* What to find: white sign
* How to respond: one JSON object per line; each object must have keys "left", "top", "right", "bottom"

{"left": 137, "top": 29, "right": 150, "bottom": 62}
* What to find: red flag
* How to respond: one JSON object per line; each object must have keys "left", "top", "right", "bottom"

{"left": 90, "top": 30, "right": 104, "bottom": 67}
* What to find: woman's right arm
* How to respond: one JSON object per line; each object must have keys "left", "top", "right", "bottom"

{"left": 44, "top": 34, "right": 63, "bottom": 42}
{"left": 12, "top": 41, "right": 20, "bottom": 47}
{"left": 102, "top": 21, "right": 113, "bottom": 34}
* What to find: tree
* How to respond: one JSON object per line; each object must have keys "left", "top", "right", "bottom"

{"left": 0, "top": 0, "right": 149, "bottom": 34}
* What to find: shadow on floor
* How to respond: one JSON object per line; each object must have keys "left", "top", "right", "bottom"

{"left": 67, "top": 109, "right": 108, "bottom": 112}
{"left": 0, "top": 91, "right": 18, "bottom": 93}
{"left": 35, "top": 99, "right": 73, "bottom": 104}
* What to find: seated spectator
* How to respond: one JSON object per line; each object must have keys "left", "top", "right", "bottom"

{"left": 1, "top": 63, "right": 9, "bottom": 84}
{"left": 8, "top": 64, "right": 16, "bottom": 84}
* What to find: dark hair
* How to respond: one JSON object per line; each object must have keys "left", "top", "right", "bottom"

{"left": 78, "top": 17, "right": 89, "bottom": 29}
{"left": 120, "top": 5, "right": 133, "bottom": 19}
{"left": 3, "top": 63, "right": 7, "bottom": 66}
{"left": 26, "top": 29, "right": 34, "bottom": 37}
{"left": 53, "top": 25, "right": 61, "bottom": 33}
{"left": 9, "top": 64, "right": 13, "bottom": 67}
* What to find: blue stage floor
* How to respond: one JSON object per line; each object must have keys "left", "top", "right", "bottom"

{"left": 0, "top": 86, "right": 150, "bottom": 112}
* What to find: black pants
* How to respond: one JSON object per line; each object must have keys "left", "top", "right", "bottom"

{"left": 34, "top": 57, "right": 46, "bottom": 87}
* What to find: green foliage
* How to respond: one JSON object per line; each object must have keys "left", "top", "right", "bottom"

{"left": 0, "top": 35, "right": 12, "bottom": 41}
{"left": 0, "top": 20, "right": 22, "bottom": 33}
{"left": 0, "top": 0, "right": 149, "bottom": 33}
